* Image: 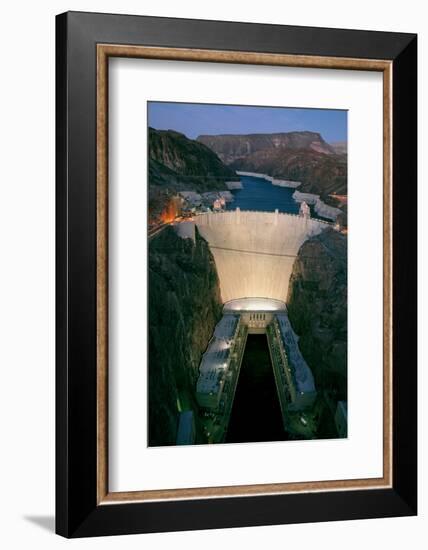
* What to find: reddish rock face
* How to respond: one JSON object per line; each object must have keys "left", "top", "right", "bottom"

{"left": 231, "top": 148, "right": 347, "bottom": 197}
{"left": 197, "top": 131, "right": 347, "bottom": 200}
{"left": 198, "top": 131, "right": 336, "bottom": 163}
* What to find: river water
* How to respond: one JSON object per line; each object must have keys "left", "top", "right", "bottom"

{"left": 225, "top": 175, "right": 300, "bottom": 215}
{"left": 225, "top": 174, "right": 329, "bottom": 221}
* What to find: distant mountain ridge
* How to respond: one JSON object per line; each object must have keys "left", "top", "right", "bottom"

{"left": 197, "top": 131, "right": 347, "bottom": 199}
{"left": 197, "top": 131, "right": 336, "bottom": 164}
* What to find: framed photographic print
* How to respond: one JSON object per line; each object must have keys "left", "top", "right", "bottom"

{"left": 56, "top": 11, "right": 417, "bottom": 537}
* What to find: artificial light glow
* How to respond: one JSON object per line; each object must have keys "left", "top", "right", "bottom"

{"left": 223, "top": 297, "right": 286, "bottom": 312}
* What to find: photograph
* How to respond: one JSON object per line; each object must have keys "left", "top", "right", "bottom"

{"left": 0, "top": 1, "right": 420, "bottom": 544}
{"left": 148, "top": 101, "right": 348, "bottom": 446}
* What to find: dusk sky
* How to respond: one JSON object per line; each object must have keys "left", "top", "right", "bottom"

{"left": 148, "top": 102, "right": 347, "bottom": 143}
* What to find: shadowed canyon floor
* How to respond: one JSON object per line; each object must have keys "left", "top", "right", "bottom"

{"left": 226, "top": 335, "right": 288, "bottom": 444}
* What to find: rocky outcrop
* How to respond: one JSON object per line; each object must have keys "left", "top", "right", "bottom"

{"left": 149, "top": 128, "right": 239, "bottom": 224}
{"left": 149, "top": 127, "right": 238, "bottom": 191}
{"left": 197, "top": 131, "right": 347, "bottom": 199}
{"left": 148, "top": 227, "right": 223, "bottom": 446}
{"left": 292, "top": 190, "right": 342, "bottom": 221}
{"left": 287, "top": 228, "right": 347, "bottom": 437}
{"left": 330, "top": 141, "right": 347, "bottom": 154}
{"left": 230, "top": 149, "right": 347, "bottom": 198}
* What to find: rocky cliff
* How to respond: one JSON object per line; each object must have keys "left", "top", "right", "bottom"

{"left": 330, "top": 141, "right": 348, "bottom": 155}
{"left": 150, "top": 127, "right": 238, "bottom": 188}
{"left": 198, "top": 131, "right": 336, "bottom": 162}
{"left": 148, "top": 226, "right": 223, "bottom": 446}
{"left": 149, "top": 127, "right": 239, "bottom": 224}
{"left": 197, "top": 131, "right": 347, "bottom": 199}
{"left": 287, "top": 228, "right": 347, "bottom": 437}
{"left": 232, "top": 149, "right": 347, "bottom": 197}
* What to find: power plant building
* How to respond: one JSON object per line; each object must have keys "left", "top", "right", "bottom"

{"left": 196, "top": 297, "right": 317, "bottom": 438}
{"left": 268, "top": 314, "right": 317, "bottom": 415}
{"left": 196, "top": 314, "right": 242, "bottom": 410}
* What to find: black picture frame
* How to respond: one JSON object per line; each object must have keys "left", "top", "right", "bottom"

{"left": 56, "top": 11, "right": 417, "bottom": 538}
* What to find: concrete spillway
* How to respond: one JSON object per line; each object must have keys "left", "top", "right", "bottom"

{"left": 195, "top": 210, "right": 327, "bottom": 303}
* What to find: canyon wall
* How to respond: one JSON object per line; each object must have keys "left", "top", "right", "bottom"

{"left": 197, "top": 131, "right": 336, "bottom": 163}
{"left": 148, "top": 227, "right": 222, "bottom": 446}
{"left": 287, "top": 228, "right": 347, "bottom": 437}
{"left": 148, "top": 127, "right": 238, "bottom": 224}
{"left": 197, "top": 130, "right": 347, "bottom": 200}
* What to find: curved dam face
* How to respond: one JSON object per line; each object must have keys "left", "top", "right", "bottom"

{"left": 195, "top": 210, "right": 327, "bottom": 303}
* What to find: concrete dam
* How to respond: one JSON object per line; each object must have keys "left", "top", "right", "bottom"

{"left": 171, "top": 209, "right": 330, "bottom": 443}
{"left": 193, "top": 209, "right": 328, "bottom": 303}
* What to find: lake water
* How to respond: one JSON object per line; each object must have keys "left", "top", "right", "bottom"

{"left": 226, "top": 175, "right": 300, "bottom": 215}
